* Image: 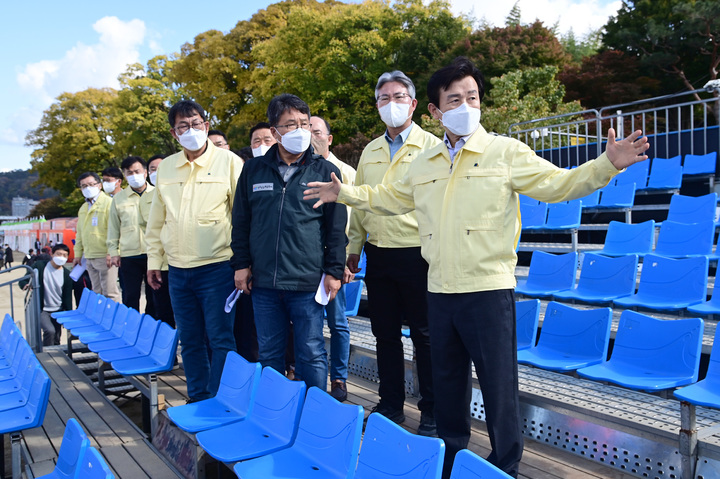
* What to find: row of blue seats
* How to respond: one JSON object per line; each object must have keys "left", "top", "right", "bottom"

{"left": 514, "top": 300, "right": 720, "bottom": 411}
{"left": 516, "top": 250, "right": 720, "bottom": 313}
{"left": 36, "top": 418, "right": 113, "bottom": 479}
{"left": 614, "top": 152, "right": 717, "bottom": 191}
{"left": 166, "top": 351, "right": 510, "bottom": 478}
{"left": 53, "top": 289, "right": 179, "bottom": 375}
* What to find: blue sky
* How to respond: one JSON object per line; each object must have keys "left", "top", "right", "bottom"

{"left": 0, "top": 0, "right": 620, "bottom": 172}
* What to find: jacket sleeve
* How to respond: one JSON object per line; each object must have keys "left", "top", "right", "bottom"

{"left": 322, "top": 165, "right": 348, "bottom": 280}
{"left": 145, "top": 185, "right": 167, "bottom": 271}
{"left": 106, "top": 198, "right": 121, "bottom": 257}
{"left": 230, "top": 165, "right": 252, "bottom": 271}
{"left": 74, "top": 205, "right": 85, "bottom": 259}
{"left": 347, "top": 156, "right": 367, "bottom": 256}
{"left": 337, "top": 173, "right": 415, "bottom": 216}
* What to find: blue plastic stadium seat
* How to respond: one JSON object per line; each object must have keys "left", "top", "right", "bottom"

{"left": 70, "top": 300, "right": 120, "bottom": 337}
{"left": 196, "top": 367, "right": 307, "bottom": 463}
{"left": 519, "top": 201, "right": 548, "bottom": 230}
{"left": 355, "top": 413, "right": 445, "bottom": 479}
{"left": 0, "top": 347, "right": 35, "bottom": 387}
{"left": 232, "top": 387, "right": 363, "bottom": 479}
{"left": 111, "top": 322, "right": 179, "bottom": 375}
{"left": 596, "top": 182, "right": 636, "bottom": 208}
{"left": 51, "top": 289, "right": 94, "bottom": 321}
{"left": 0, "top": 314, "right": 15, "bottom": 355}
{"left": 614, "top": 161, "right": 649, "bottom": 189}
{"left": 577, "top": 311, "right": 703, "bottom": 391}
{"left": 542, "top": 200, "right": 582, "bottom": 230}
{"left": 36, "top": 418, "right": 90, "bottom": 479}
{"left": 77, "top": 304, "right": 130, "bottom": 343}
{"left": 64, "top": 299, "right": 117, "bottom": 333}
{"left": 517, "top": 302, "right": 612, "bottom": 371}
{"left": 449, "top": 449, "right": 512, "bottom": 479}
{"left": 0, "top": 366, "right": 51, "bottom": 434}
{"left": 0, "top": 359, "right": 42, "bottom": 411}
{"left": 0, "top": 320, "right": 23, "bottom": 366}
{"left": 85, "top": 308, "right": 142, "bottom": 352}
{"left": 515, "top": 251, "right": 577, "bottom": 298}
{"left": 687, "top": 287, "right": 720, "bottom": 316}
{"left": 344, "top": 280, "right": 364, "bottom": 317}
{"left": 594, "top": 220, "right": 655, "bottom": 257}
{"left": 76, "top": 447, "right": 114, "bottom": 479}
{"left": 612, "top": 254, "right": 708, "bottom": 312}
{"left": 654, "top": 220, "right": 714, "bottom": 258}
{"left": 167, "top": 352, "right": 261, "bottom": 433}
{"left": 354, "top": 251, "right": 367, "bottom": 280}
{"left": 518, "top": 194, "right": 539, "bottom": 206}
{"left": 666, "top": 193, "right": 718, "bottom": 224}
{"left": 579, "top": 190, "right": 600, "bottom": 208}
{"left": 96, "top": 315, "right": 159, "bottom": 362}
{"left": 516, "top": 299, "right": 540, "bottom": 351}
{"left": 645, "top": 156, "right": 682, "bottom": 191}
{"left": 553, "top": 253, "right": 638, "bottom": 304}
{"left": 56, "top": 293, "right": 106, "bottom": 326}
{"left": 675, "top": 326, "right": 720, "bottom": 408}
{"left": 683, "top": 152, "right": 717, "bottom": 177}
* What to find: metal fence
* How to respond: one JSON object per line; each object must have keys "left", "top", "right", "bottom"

{"left": 0, "top": 265, "right": 42, "bottom": 352}
{"left": 509, "top": 86, "right": 720, "bottom": 169}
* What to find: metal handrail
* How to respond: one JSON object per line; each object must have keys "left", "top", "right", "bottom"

{"left": 0, "top": 265, "right": 41, "bottom": 352}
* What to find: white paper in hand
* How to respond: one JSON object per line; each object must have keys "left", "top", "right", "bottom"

{"left": 315, "top": 273, "right": 329, "bottom": 305}
{"left": 225, "top": 288, "right": 243, "bottom": 313}
{"left": 69, "top": 257, "right": 87, "bottom": 282}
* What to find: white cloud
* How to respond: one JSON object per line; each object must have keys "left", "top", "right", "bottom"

{"left": 448, "top": 0, "right": 622, "bottom": 37}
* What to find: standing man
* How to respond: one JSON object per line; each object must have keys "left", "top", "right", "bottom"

{"left": 310, "top": 115, "right": 355, "bottom": 402}
{"left": 146, "top": 100, "right": 242, "bottom": 401}
{"left": 4, "top": 245, "right": 13, "bottom": 269}
{"left": 304, "top": 57, "right": 650, "bottom": 478}
{"left": 73, "top": 172, "right": 121, "bottom": 302}
{"left": 140, "top": 155, "right": 174, "bottom": 327}
{"left": 208, "top": 129, "right": 230, "bottom": 150}
{"left": 350, "top": 71, "right": 439, "bottom": 434}
{"left": 102, "top": 167, "right": 123, "bottom": 197}
{"left": 249, "top": 122, "right": 275, "bottom": 158}
{"left": 231, "top": 94, "right": 347, "bottom": 392}
{"left": 107, "top": 156, "right": 154, "bottom": 315}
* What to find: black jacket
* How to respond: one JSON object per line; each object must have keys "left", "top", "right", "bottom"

{"left": 231, "top": 145, "right": 347, "bottom": 291}
{"left": 19, "top": 259, "right": 74, "bottom": 312}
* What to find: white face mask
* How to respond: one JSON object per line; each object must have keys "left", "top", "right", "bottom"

{"left": 177, "top": 126, "right": 207, "bottom": 151}
{"left": 279, "top": 128, "right": 311, "bottom": 155}
{"left": 81, "top": 186, "right": 100, "bottom": 199}
{"left": 126, "top": 173, "right": 146, "bottom": 189}
{"left": 252, "top": 144, "right": 271, "bottom": 158}
{"left": 102, "top": 181, "right": 118, "bottom": 194}
{"left": 149, "top": 171, "right": 158, "bottom": 186}
{"left": 439, "top": 102, "right": 481, "bottom": 137}
{"left": 378, "top": 101, "right": 412, "bottom": 128}
{"left": 52, "top": 255, "right": 68, "bottom": 266}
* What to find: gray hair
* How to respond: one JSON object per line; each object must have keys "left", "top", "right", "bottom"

{"left": 375, "top": 71, "right": 416, "bottom": 100}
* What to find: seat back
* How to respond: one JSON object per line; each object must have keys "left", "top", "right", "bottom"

{"left": 355, "top": 251, "right": 367, "bottom": 280}
{"left": 2, "top": 344, "right": 34, "bottom": 383}
{"left": 85, "top": 295, "right": 109, "bottom": 324}
{"left": 74, "top": 289, "right": 94, "bottom": 315}
{"left": 25, "top": 367, "right": 51, "bottom": 428}
{"left": 118, "top": 308, "right": 143, "bottom": 346}
{"left": 612, "top": 311, "right": 703, "bottom": 380}
{"left": 524, "top": 251, "right": 577, "bottom": 292}
{"left": 147, "top": 323, "right": 179, "bottom": 371}
{"left": 599, "top": 220, "right": 655, "bottom": 256}
{"left": 579, "top": 190, "right": 600, "bottom": 208}
{"left": 647, "top": 156, "right": 683, "bottom": 189}
{"left": 55, "top": 418, "right": 90, "bottom": 478}
{"left": 701, "top": 327, "right": 720, "bottom": 388}
{"left": 574, "top": 253, "right": 638, "bottom": 297}
{"left": 599, "top": 182, "right": 636, "bottom": 208}
{"left": 215, "top": 351, "right": 261, "bottom": 417}
{"left": 654, "top": 220, "right": 715, "bottom": 257}
{"left": 344, "top": 280, "right": 364, "bottom": 317}
{"left": 544, "top": 200, "right": 582, "bottom": 230}
{"left": 77, "top": 446, "right": 114, "bottom": 479}
{"left": 615, "top": 161, "right": 649, "bottom": 188}
{"left": 535, "top": 302, "right": 612, "bottom": 363}
{"left": 449, "top": 449, "right": 512, "bottom": 478}
{"left": 634, "top": 254, "right": 708, "bottom": 304}
{"left": 683, "top": 152, "right": 717, "bottom": 176}
{"left": 292, "top": 387, "right": 363, "bottom": 476}
{"left": 14, "top": 356, "right": 41, "bottom": 402}
{"left": 108, "top": 304, "right": 130, "bottom": 338}
{"left": 516, "top": 299, "right": 540, "bottom": 351}
{"left": 667, "top": 193, "right": 718, "bottom": 224}
{"left": 1, "top": 314, "right": 14, "bottom": 343}
{"left": 519, "top": 201, "right": 548, "bottom": 229}
{"left": 355, "top": 413, "right": 445, "bottom": 479}
{"left": 96, "top": 300, "right": 119, "bottom": 332}
{"left": 251, "top": 367, "right": 306, "bottom": 443}
{"left": 133, "top": 315, "right": 161, "bottom": 356}
{"left": 1, "top": 325, "right": 22, "bottom": 363}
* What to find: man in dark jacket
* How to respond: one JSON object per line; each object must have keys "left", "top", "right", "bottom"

{"left": 4, "top": 244, "right": 13, "bottom": 269}
{"left": 20, "top": 243, "right": 73, "bottom": 345}
{"left": 231, "top": 93, "right": 347, "bottom": 392}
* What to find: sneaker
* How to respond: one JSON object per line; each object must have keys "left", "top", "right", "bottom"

{"left": 330, "top": 380, "right": 348, "bottom": 402}
{"left": 368, "top": 403, "right": 405, "bottom": 425}
{"left": 417, "top": 410, "right": 437, "bottom": 437}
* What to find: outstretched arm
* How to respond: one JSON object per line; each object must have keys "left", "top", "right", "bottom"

{"left": 606, "top": 128, "right": 650, "bottom": 170}
{"left": 304, "top": 172, "right": 343, "bottom": 208}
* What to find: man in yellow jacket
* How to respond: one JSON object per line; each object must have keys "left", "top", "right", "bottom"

{"left": 73, "top": 172, "right": 121, "bottom": 302}
{"left": 107, "top": 156, "right": 154, "bottom": 315}
{"left": 304, "top": 57, "right": 650, "bottom": 478}
{"left": 146, "top": 100, "right": 242, "bottom": 402}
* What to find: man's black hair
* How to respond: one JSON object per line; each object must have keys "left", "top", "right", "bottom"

{"left": 120, "top": 156, "right": 146, "bottom": 171}
{"left": 237, "top": 146, "right": 253, "bottom": 161}
{"left": 266, "top": 94, "right": 311, "bottom": 127}
{"left": 427, "top": 56, "right": 486, "bottom": 108}
{"left": 77, "top": 172, "right": 101, "bottom": 187}
{"left": 168, "top": 100, "right": 207, "bottom": 128}
{"left": 52, "top": 243, "right": 70, "bottom": 255}
{"left": 208, "top": 129, "right": 228, "bottom": 141}
{"left": 249, "top": 122, "right": 271, "bottom": 140}
{"left": 101, "top": 167, "right": 123, "bottom": 180}
{"left": 148, "top": 154, "right": 165, "bottom": 163}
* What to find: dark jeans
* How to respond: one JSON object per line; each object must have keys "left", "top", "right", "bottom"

{"left": 428, "top": 289, "right": 523, "bottom": 479}
{"left": 169, "top": 261, "right": 236, "bottom": 400}
{"left": 151, "top": 270, "right": 175, "bottom": 328}
{"left": 119, "top": 255, "right": 154, "bottom": 317}
{"left": 364, "top": 243, "right": 433, "bottom": 413}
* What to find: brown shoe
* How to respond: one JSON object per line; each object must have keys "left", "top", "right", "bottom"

{"left": 330, "top": 380, "right": 348, "bottom": 402}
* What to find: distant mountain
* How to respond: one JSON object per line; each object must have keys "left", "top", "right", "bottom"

{"left": 0, "top": 169, "right": 59, "bottom": 215}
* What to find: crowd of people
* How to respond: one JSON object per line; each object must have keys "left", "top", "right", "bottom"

{"left": 21, "top": 56, "right": 651, "bottom": 478}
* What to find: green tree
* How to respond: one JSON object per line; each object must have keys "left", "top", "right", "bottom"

{"left": 561, "top": 28, "right": 602, "bottom": 64}
{"left": 505, "top": 1, "right": 522, "bottom": 27}
{"left": 26, "top": 88, "right": 118, "bottom": 196}
{"left": 29, "top": 196, "right": 64, "bottom": 220}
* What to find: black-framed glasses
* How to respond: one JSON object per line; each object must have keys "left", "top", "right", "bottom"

{"left": 275, "top": 121, "right": 310, "bottom": 132}
{"left": 377, "top": 93, "right": 411, "bottom": 105}
{"left": 173, "top": 120, "right": 206, "bottom": 135}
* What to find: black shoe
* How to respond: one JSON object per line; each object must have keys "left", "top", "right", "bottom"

{"left": 368, "top": 403, "right": 405, "bottom": 425}
{"left": 417, "top": 410, "right": 437, "bottom": 437}
{"left": 330, "top": 380, "right": 348, "bottom": 402}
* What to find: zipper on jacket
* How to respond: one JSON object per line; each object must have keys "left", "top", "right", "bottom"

{"left": 273, "top": 186, "right": 287, "bottom": 287}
